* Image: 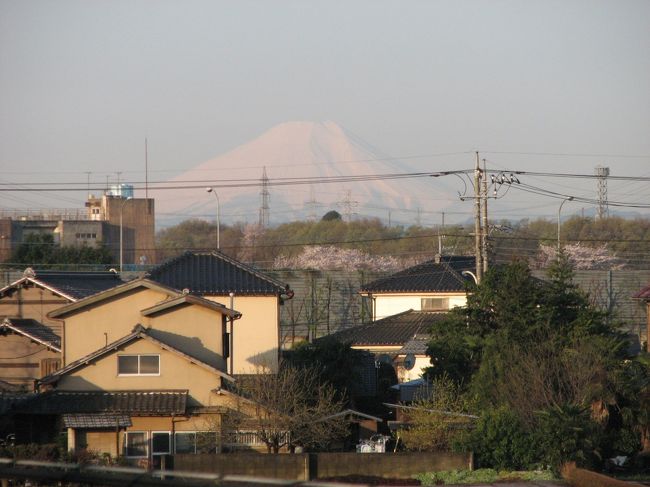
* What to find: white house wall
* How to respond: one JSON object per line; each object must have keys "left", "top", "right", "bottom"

{"left": 374, "top": 293, "right": 466, "bottom": 320}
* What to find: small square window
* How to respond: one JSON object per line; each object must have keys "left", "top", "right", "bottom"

{"left": 140, "top": 355, "right": 160, "bottom": 374}
{"left": 124, "top": 432, "right": 147, "bottom": 457}
{"left": 118, "top": 355, "right": 138, "bottom": 375}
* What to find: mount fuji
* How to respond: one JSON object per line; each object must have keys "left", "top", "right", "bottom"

{"left": 154, "top": 121, "right": 455, "bottom": 227}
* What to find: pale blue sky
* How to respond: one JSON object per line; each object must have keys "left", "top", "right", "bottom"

{"left": 1, "top": 0, "right": 649, "bottom": 224}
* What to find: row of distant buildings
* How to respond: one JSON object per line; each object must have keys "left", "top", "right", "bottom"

{"left": 0, "top": 186, "right": 155, "bottom": 266}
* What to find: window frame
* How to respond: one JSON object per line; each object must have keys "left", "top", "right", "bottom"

{"left": 151, "top": 431, "right": 171, "bottom": 456}
{"left": 421, "top": 297, "right": 450, "bottom": 311}
{"left": 117, "top": 354, "right": 160, "bottom": 376}
{"left": 124, "top": 431, "right": 148, "bottom": 458}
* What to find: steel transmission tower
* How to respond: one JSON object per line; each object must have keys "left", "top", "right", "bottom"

{"left": 258, "top": 167, "right": 270, "bottom": 227}
{"left": 595, "top": 166, "right": 610, "bottom": 219}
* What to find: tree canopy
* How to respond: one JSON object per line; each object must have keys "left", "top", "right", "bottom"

{"left": 420, "top": 257, "right": 648, "bottom": 470}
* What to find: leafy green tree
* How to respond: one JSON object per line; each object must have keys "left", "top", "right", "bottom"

{"left": 425, "top": 258, "right": 635, "bottom": 469}
{"left": 12, "top": 233, "right": 113, "bottom": 267}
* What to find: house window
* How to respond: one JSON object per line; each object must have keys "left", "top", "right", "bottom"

{"left": 152, "top": 432, "right": 171, "bottom": 455}
{"left": 118, "top": 355, "right": 159, "bottom": 375}
{"left": 124, "top": 431, "right": 148, "bottom": 457}
{"left": 173, "top": 431, "right": 218, "bottom": 454}
{"left": 174, "top": 432, "right": 196, "bottom": 454}
{"left": 421, "top": 297, "right": 449, "bottom": 311}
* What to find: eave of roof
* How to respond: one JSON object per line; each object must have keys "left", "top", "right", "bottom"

{"left": 0, "top": 269, "right": 123, "bottom": 302}
{"left": 326, "top": 310, "right": 446, "bottom": 347}
{"left": 0, "top": 318, "right": 61, "bottom": 352}
{"left": 19, "top": 390, "right": 188, "bottom": 416}
{"left": 39, "top": 324, "right": 233, "bottom": 386}
{"left": 140, "top": 294, "right": 241, "bottom": 319}
{"left": 48, "top": 278, "right": 180, "bottom": 318}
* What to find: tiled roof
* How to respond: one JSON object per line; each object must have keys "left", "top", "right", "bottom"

{"left": 19, "top": 390, "right": 188, "bottom": 415}
{"left": 325, "top": 310, "right": 446, "bottom": 347}
{"left": 140, "top": 293, "right": 241, "bottom": 319}
{"left": 360, "top": 256, "right": 475, "bottom": 293}
{"left": 633, "top": 284, "right": 650, "bottom": 300}
{"left": 0, "top": 269, "right": 123, "bottom": 301}
{"left": 62, "top": 413, "right": 132, "bottom": 428}
{"left": 0, "top": 318, "right": 61, "bottom": 351}
{"left": 147, "top": 251, "right": 289, "bottom": 296}
{"left": 399, "top": 334, "right": 431, "bottom": 355}
{"left": 40, "top": 324, "right": 232, "bottom": 385}
{"left": 0, "top": 393, "right": 35, "bottom": 414}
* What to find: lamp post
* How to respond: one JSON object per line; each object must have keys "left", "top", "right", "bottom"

{"left": 206, "top": 187, "right": 220, "bottom": 250}
{"left": 119, "top": 197, "right": 132, "bottom": 273}
{"left": 557, "top": 196, "right": 574, "bottom": 255}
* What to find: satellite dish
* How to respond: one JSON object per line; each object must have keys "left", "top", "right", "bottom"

{"left": 404, "top": 353, "right": 416, "bottom": 371}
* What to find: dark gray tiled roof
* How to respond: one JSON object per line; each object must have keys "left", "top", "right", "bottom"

{"left": 360, "top": 256, "right": 475, "bottom": 293}
{"left": 399, "top": 334, "right": 431, "bottom": 355}
{"left": 1, "top": 318, "right": 61, "bottom": 350}
{"left": 325, "top": 310, "right": 446, "bottom": 347}
{"left": 19, "top": 390, "right": 188, "bottom": 416}
{"left": 148, "top": 251, "right": 289, "bottom": 296}
{"left": 62, "top": 413, "right": 132, "bottom": 428}
{"left": 30, "top": 270, "right": 123, "bottom": 300}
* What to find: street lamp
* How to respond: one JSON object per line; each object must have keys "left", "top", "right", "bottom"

{"left": 557, "top": 196, "right": 574, "bottom": 255}
{"left": 119, "top": 197, "right": 132, "bottom": 273}
{"left": 206, "top": 187, "right": 220, "bottom": 250}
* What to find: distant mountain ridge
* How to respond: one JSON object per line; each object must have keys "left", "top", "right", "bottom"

{"left": 154, "top": 121, "right": 454, "bottom": 227}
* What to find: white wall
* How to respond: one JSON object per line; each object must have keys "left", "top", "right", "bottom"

{"left": 373, "top": 293, "right": 466, "bottom": 320}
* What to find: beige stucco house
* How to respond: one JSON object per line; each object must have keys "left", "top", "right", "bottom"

{"left": 17, "top": 251, "right": 292, "bottom": 463}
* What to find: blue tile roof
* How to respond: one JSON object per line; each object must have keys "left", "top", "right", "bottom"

{"left": 147, "top": 251, "right": 289, "bottom": 295}
{"left": 360, "top": 256, "right": 475, "bottom": 293}
{"left": 325, "top": 310, "right": 445, "bottom": 347}
{"left": 27, "top": 270, "right": 123, "bottom": 300}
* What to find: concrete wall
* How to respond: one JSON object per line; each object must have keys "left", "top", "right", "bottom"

{"left": 174, "top": 452, "right": 472, "bottom": 480}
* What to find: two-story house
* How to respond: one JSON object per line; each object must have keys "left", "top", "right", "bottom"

{"left": 338, "top": 255, "right": 475, "bottom": 383}
{"left": 13, "top": 251, "right": 292, "bottom": 464}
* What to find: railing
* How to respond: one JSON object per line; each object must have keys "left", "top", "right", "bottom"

{"left": 0, "top": 209, "right": 92, "bottom": 221}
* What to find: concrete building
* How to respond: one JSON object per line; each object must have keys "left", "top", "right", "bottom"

{"left": 0, "top": 193, "right": 155, "bottom": 267}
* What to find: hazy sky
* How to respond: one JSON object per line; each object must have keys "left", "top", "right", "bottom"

{"left": 1, "top": 0, "right": 649, "bottom": 224}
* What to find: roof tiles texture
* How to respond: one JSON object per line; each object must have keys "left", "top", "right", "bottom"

{"left": 360, "top": 256, "right": 475, "bottom": 293}
{"left": 1, "top": 318, "right": 61, "bottom": 349}
{"left": 19, "top": 390, "right": 188, "bottom": 415}
{"left": 148, "top": 251, "right": 287, "bottom": 295}
{"left": 31, "top": 270, "right": 123, "bottom": 300}
{"left": 326, "top": 310, "right": 446, "bottom": 347}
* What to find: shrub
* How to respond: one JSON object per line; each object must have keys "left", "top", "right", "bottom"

{"left": 455, "top": 406, "right": 539, "bottom": 470}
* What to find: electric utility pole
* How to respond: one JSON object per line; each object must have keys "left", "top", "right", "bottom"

{"left": 482, "top": 158, "right": 489, "bottom": 274}
{"left": 474, "top": 152, "right": 483, "bottom": 283}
